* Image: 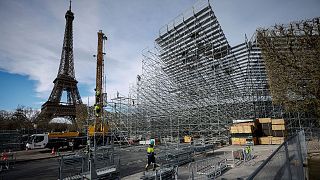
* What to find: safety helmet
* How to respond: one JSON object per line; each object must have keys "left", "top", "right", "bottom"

{"left": 150, "top": 140, "right": 155, "bottom": 145}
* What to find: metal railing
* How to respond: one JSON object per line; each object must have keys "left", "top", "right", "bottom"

{"left": 0, "top": 151, "right": 16, "bottom": 172}
{"left": 58, "top": 145, "right": 120, "bottom": 180}
{"left": 157, "top": 147, "right": 194, "bottom": 167}
{"left": 247, "top": 131, "right": 307, "bottom": 180}
{"left": 141, "top": 166, "right": 178, "bottom": 180}
{"left": 188, "top": 156, "right": 228, "bottom": 180}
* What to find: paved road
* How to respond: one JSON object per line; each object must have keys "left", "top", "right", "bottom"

{"left": 1, "top": 158, "right": 59, "bottom": 180}
{"left": 0, "top": 147, "right": 147, "bottom": 180}
{"left": 118, "top": 147, "right": 146, "bottom": 177}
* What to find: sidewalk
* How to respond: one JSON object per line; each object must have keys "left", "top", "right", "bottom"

{"left": 121, "top": 145, "right": 279, "bottom": 180}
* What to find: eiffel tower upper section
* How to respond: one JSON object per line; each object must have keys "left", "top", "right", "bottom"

{"left": 57, "top": 2, "right": 76, "bottom": 80}
{"left": 41, "top": 2, "right": 82, "bottom": 119}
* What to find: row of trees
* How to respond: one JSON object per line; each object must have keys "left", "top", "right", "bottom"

{"left": 0, "top": 106, "right": 39, "bottom": 130}
{"left": 0, "top": 105, "right": 107, "bottom": 132}
{"left": 0, "top": 106, "right": 76, "bottom": 132}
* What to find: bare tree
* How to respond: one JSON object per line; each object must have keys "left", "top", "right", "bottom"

{"left": 257, "top": 17, "right": 320, "bottom": 122}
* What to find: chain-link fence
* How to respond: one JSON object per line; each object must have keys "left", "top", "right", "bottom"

{"left": 304, "top": 128, "right": 320, "bottom": 180}
{"left": 247, "top": 131, "right": 307, "bottom": 180}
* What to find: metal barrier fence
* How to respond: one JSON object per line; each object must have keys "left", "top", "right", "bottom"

{"left": 157, "top": 147, "right": 194, "bottom": 167}
{"left": 247, "top": 131, "right": 307, "bottom": 180}
{"left": 141, "top": 146, "right": 192, "bottom": 180}
{"left": 188, "top": 156, "right": 228, "bottom": 180}
{"left": 305, "top": 128, "right": 320, "bottom": 153}
{"left": 0, "top": 151, "right": 16, "bottom": 172}
{"left": 141, "top": 166, "right": 178, "bottom": 180}
{"left": 58, "top": 145, "right": 120, "bottom": 180}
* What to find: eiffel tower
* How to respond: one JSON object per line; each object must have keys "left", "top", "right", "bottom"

{"left": 40, "top": 1, "right": 82, "bottom": 123}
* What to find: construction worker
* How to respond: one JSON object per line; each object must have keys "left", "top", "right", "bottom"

{"left": 244, "top": 145, "right": 252, "bottom": 160}
{"left": 95, "top": 89, "right": 101, "bottom": 97}
{"left": 95, "top": 88, "right": 101, "bottom": 102}
{"left": 94, "top": 104, "right": 101, "bottom": 117}
{"left": 145, "top": 140, "right": 156, "bottom": 171}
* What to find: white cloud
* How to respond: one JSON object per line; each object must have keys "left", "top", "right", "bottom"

{"left": 0, "top": 0, "right": 319, "bottom": 108}
{"left": 0, "top": 0, "right": 195, "bottom": 105}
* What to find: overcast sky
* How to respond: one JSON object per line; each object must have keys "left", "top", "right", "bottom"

{"left": 0, "top": 0, "right": 319, "bottom": 110}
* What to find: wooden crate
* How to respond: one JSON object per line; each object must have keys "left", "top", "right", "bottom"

{"left": 240, "top": 125, "right": 254, "bottom": 133}
{"left": 230, "top": 126, "right": 238, "bottom": 133}
{"left": 259, "top": 137, "right": 272, "bottom": 145}
{"left": 272, "top": 119, "right": 285, "bottom": 125}
{"left": 231, "top": 138, "right": 246, "bottom": 145}
{"left": 184, "top": 136, "right": 192, "bottom": 143}
{"left": 258, "top": 118, "right": 272, "bottom": 123}
{"left": 272, "top": 124, "right": 286, "bottom": 130}
{"left": 272, "top": 137, "right": 285, "bottom": 145}
{"left": 230, "top": 125, "right": 254, "bottom": 134}
{"left": 231, "top": 137, "right": 257, "bottom": 145}
{"left": 233, "top": 122, "right": 256, "bottom": 127}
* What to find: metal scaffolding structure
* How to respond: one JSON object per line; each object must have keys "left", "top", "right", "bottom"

{"left": 106, "top": 1, "right": 319, "bottom": 143}
{"left": 106, "top": 1, "right": 272, "bottom": 143}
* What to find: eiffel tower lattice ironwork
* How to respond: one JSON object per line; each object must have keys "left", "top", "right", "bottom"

{"left": 40, "top": 2, "right": 82, "bottom": 121}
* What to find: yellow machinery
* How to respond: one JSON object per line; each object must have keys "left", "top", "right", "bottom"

{"left": 89, "top": 30, "right": 109, "bottom": 137}
{"left": 48, "top": 132, "right": 80, "bottom": 138}
{"left": 184, "top": 136, "right": 192, "bottom": 143}
{"left": 88, "top": 124, "right": 108, "bottom": 137}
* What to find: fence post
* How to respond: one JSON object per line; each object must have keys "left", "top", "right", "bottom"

{"left": 284, "top": 142, "right": 293, "bottom": 180}
{"left": 190, "top": 162, "right": 194, "bottom": 180}
{"left": 296, "top": 133, "right": 304, "bottom": 179}
{"left": 175, "top": 166, "right": 178, "bottom": 180}
{"left": 59, "top": 156, "right": 63, "bottom": 180}
{"left": 81, "top": 156, "right": 84, "bottom": 173}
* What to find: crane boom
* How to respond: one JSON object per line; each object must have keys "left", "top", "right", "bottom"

{"left": 96, "top": 30, "right": 104, "bottom": 108}
{"left": 91, "top": 30, "right": 108, "bottom": 135}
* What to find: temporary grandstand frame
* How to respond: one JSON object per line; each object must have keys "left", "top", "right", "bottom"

{"left": 106, "top": 1, "right": 319, "bottom": 143}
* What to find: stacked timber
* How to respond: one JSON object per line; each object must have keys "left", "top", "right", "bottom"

{"left": 258, "top": 118, "right": 272, "bottom": 136}
{"left": 230, "top": 120, "right": 258, "bottom": 145}
{"left": 258, "top": 118, "right": 287, "bottom": 145}
{"left": 271, "top": 119, "right": 287, "bottom": 144}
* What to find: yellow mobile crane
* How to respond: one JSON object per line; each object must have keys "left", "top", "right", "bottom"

{"left": 88, "top": 30, "right": 108, "bottom": 138}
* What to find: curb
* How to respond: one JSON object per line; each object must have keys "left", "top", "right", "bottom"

{"left": 15, "top": 155, "right": 59, "bottom": 164}
{"left": 15, "top": 152, "right": 76, "bottom": 164}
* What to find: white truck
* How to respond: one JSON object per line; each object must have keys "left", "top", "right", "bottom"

{"left": 26, "top": 132, "right": 87, "bottom": 150}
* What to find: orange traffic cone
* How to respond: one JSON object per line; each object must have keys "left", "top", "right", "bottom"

{"left": 51, "top": 147, "right": 55, "bottom": 155}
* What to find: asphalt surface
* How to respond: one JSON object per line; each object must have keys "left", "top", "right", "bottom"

{"left": 1, "top": 145, "right": 279, "bottom": 179}
{"left": 1, "top": 158, "right": 59, "bottom": 180}
{"left": 0, "top": 147, "right": 147, "bottom": 180}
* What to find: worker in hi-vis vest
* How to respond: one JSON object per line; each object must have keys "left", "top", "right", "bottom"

{"left": 145, "top": 140, "right": 156, "bottom": 171}
{"left": 94, "top": 104, "right": 101, "bottom": 117}
{"left": 95, "top": 88, "right": 101, "bottom": 102}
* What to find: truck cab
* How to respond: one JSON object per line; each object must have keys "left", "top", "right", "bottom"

{"left": 26, "top": 134, "right": 48, "bottom": 150}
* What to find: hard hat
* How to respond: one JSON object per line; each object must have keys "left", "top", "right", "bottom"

{"left": 150, "top": 139, "right": 155, "bottom": 145}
